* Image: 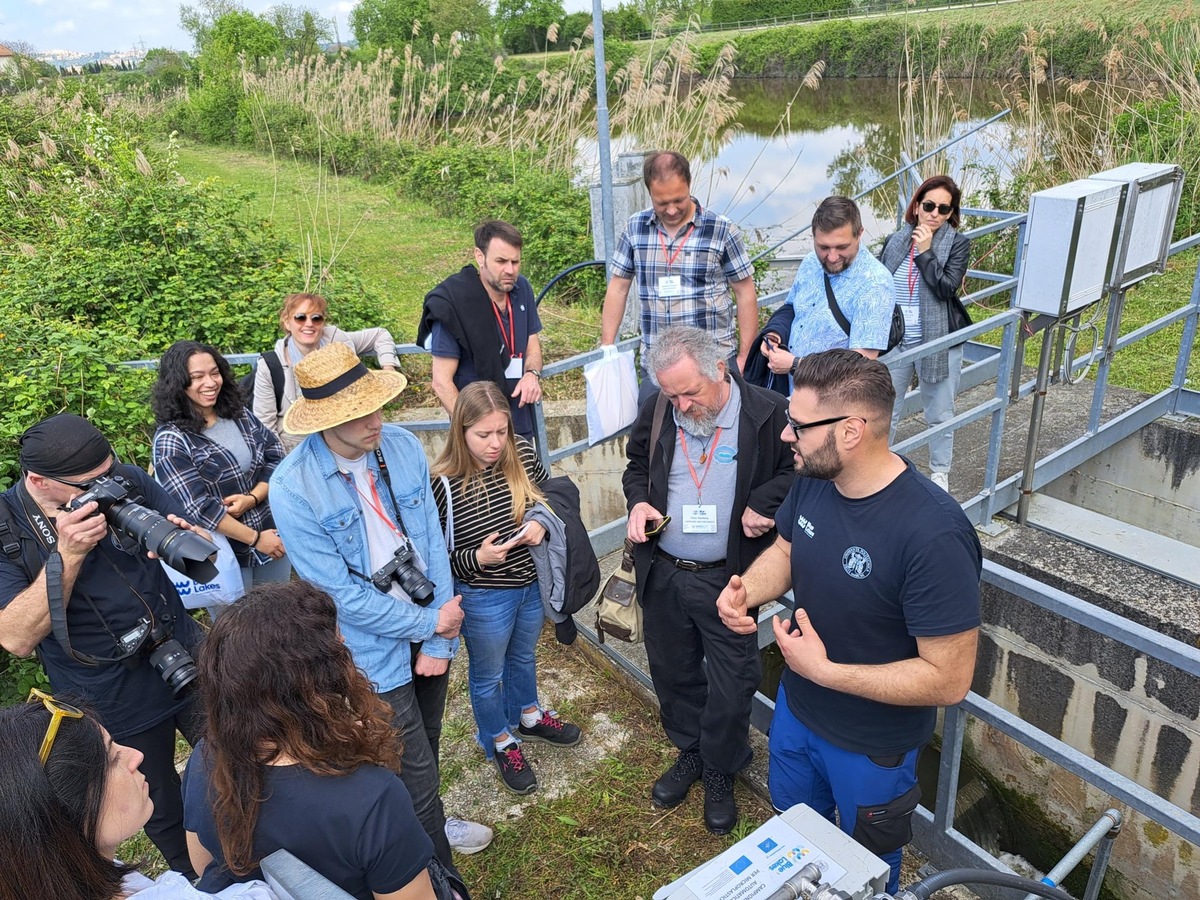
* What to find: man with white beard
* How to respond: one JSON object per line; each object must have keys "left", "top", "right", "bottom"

{"left": 622, "top": 326, "right": 794, "bottom": 834}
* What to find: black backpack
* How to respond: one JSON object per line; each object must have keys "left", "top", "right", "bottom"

{"left": 824, "top": 272, "right": 905, "bottom": 354}
{"left": 239, "top": 350, "right": 285, "bottom": 413}
{"left": 538, "top": 475, "right": 601, "bottom": 616}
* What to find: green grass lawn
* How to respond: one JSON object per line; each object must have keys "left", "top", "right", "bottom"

{"left": 169, "top": 141, "right": 603, "bottom": 403}
{"left": 171, "top": 142, "right": 466, "bottom": 341}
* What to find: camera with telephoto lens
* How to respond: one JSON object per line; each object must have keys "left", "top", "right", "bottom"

{"left": 63, "top": 474, "right": 219, "bottom": 583}
{"left": 371, "top": 539, "right": 435, "bottom": 605}
{"left": 116, "top": 616, "right": 198, "bottom": 695}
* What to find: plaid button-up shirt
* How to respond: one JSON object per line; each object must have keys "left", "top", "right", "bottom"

{"left": 611, "top": 199, "right": 754, "bottom": 357}
{"left": 152, "top": 411, "right": 284, "bottom": 566}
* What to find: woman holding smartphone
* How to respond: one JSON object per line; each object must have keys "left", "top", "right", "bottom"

{"left": 430, "top": 382, "right": 581, "bottom": 797}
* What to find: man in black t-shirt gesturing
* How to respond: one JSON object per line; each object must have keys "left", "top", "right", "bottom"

{"left": 717, "top": 349, "right": 981, "bottom": 894}
{"left": 0, "top": 414, "right": 206, "bottom": 877}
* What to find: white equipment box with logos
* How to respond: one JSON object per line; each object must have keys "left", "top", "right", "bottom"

{"left": 654, "top": 803, "right": 889, "bottom": 900}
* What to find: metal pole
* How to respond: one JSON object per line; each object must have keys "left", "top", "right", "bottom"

{"left": 1169, "top": 252, "right": 1200, "bottom": 412}
{"left": 1087, "top": 287, "right": 1126, "bottom": 433}
{"left": 591, "top": 0, "right": 616, "bottom": 274}
{"left": 1082, "top": 812, "right": 1123, "bottom": 900}
{"left": 1016, "top": 321, "right": 1057, "bottom": 524}
{"left": 1021, "top": 810, "right": 1122, "bottom": 900}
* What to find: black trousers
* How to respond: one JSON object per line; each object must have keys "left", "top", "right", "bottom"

{"left": 642, "top": 559, "right": 761, "bottom": 775}
{"left": 121, "top": 702, "right": 202, "bottom": 877}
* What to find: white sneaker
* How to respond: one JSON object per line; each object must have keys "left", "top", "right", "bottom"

{"left": 445, "top": 817, "right": 493, "bottom": 854}
{"left": 931, "top": 472, "right": 950, "bottom": 492}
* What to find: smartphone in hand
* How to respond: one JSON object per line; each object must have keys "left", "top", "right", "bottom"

{"left": 501, "top": 524, "right": 531, "bottom": 544}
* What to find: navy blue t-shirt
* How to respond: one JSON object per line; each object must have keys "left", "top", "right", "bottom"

{"left": 430, "top": 274, "right": 542, "bottom": 437}
{"left": 0, "top": 466, "right": 201, "bottom": 739}
{"left": 776, "top": 460, "right": 981, "bottom": 755}
{"left": 183, "top": 742, "right": 433, "bottom": 900}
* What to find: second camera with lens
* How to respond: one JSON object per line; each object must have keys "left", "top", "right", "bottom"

{"left": 116, "top": 616, "right": 198, "bottom": 696}
{"left": 370, "top": 539, "right": 435, "bottom": 605}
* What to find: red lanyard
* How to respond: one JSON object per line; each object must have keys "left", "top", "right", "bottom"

{"left": 491, "top": 295, "right": 516, "bottom": 357}
{"left": 906, "top": 243, "right": 920, "bottom": 299}
{"left": 658, "top": 223, "right": 695, "bottom": 270}
{"left": 679, "top": 427, "right": 722, "bottom": 502}
{"left": 343, "top": 470, "right": 404, "bottom": 540}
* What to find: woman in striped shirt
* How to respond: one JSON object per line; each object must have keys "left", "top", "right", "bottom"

{"left": 431, "top": 382, "right": 582, "bottom": 796}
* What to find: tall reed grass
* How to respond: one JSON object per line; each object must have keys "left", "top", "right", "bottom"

{"left": 237, "top": 21, "right": 742, "bottom": 179}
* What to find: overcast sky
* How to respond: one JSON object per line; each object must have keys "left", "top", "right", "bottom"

{"left": 3, "top": 0, "right": 595, "bottom": 55}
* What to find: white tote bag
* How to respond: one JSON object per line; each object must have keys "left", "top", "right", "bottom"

{"left": 584, "top": 344, "right": 639, "bottom": 445}
{"left": 162, "top": 531, "right": 244, "bottom": 610}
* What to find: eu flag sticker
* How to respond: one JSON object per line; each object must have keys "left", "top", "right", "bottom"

{"left": 730, "top": 856, "right": 753, "bottom": 875}
{"left": 758, "top": 838, "right": 779, "bottom": 854}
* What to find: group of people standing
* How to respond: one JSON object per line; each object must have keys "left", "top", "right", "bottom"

{"left": 0, "top": 146, "right": 983, "bottom": 900}
{"left": 603, "top": 152, "right": 982, "bottom": 895}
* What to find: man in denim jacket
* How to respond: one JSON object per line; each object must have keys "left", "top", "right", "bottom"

{"left": 270, "top": 342, "right": 477, "bottom": 872}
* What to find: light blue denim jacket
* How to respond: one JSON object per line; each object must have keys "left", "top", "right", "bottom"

{"left": 270, "top": 425, "right": 457, "bottom": 693}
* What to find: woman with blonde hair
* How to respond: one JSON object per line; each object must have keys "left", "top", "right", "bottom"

{"left": 431, "top": 382, "right": 581, "bottom": 796}
{"left": 253, "top": 292, "right": 400, "bottom": 452}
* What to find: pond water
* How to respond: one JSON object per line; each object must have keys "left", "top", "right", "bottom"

{"left": 700, "top": 77, "right": 1017, "bottom": 255}
{"left": 588, "top": 77, "right": 1024, "bottom": 260}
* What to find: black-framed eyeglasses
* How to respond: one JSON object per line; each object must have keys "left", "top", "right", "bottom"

{"left": 784, "top": 413, "right": 856, "bottom": 435}
{"left": 292, "top": 313, "right": 326, "bottom": 323}
{"left": 45, "top": 459, "right": 117, "bottom": 491}
{"left": 27, "top": 688, "right": 85, "bottom": 766}
{"left": 920, "top": 200, "right": 954, "bottom": 217}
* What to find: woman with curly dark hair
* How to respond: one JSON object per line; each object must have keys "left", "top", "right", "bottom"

{"left": 152, "top": 340, "right": 289, "bottom": 613}
{"left": 0, "top": 692, "right": 274, "bottom": 900}
{"left": 182, "top": 581, "right": 447, "bottom": 900}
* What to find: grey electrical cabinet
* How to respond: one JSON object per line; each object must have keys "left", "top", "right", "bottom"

{"left": 1013, "top": 178, "right": 1127, "bottom": 317}
{"left": 1089, "top": 162, "right": 1183, "bottom": 288}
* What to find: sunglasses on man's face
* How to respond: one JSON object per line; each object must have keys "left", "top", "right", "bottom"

{"left": 292, "top": 313, "right": 326, "bottom": 323}
{"left": 920, "top": 200, "right": 954, "bottom": 217}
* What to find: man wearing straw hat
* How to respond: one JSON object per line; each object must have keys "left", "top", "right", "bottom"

{"left": 270, "top": 342, "right": 490, "bottom": 872}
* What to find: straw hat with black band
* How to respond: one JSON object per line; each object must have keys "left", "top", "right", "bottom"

{"left": 282, "top": 342, "right": 408, "bottom": 435}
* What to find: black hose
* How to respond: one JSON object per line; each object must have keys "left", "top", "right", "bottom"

{"left": 907, "top": 868, "right": 1077, "bottom": 900}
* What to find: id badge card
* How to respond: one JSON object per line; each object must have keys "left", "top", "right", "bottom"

{"left": 658, "top": 274, "right": 683, "bottom": 298}
{"left": 901, "top": 302, "right": 920, "bottom": 332}
{"left": 681, "top": 504, "right": 718, "bottom": 533}
{"left": 505, "top": 355, "right": 524, "bottom": 380}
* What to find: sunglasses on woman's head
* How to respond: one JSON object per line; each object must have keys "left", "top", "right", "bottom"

{"left": 292, "top": 313, "right": 325, "bottom": 323}
{"left": 27, "top": 688, "right": 84, "bottom": 766}
{"left": 920, "top": 200, "right": 954, "bottom": 216}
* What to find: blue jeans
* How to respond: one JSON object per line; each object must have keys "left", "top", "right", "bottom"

{"left": 888, "top": 344, "right": 962, "bottom": 474}
{"left": 459, "top": 581, "right": 543, "bottom": 758}
{"left": 769, "top": 683, "right": 921, "bottom": 894}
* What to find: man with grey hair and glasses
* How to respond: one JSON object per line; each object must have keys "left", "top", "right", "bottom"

{"left": 622, "top": 325, "right": 794, "bottom": 834}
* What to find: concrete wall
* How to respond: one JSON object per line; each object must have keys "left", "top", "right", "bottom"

{"left": 968, "top": 416, "right": 1200, "bottom": 900}
{"left": 968, "top": 582, "right": 1199, "bottom": 900}
{"left": 1043, "top": 419, "right": 1200, "bottom": 541}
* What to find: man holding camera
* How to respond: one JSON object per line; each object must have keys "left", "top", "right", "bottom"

{"left": 270, "top": 342, "right": 484, "bottom": 873}
{"left": 0, "top": 414, "right": 206, "bottom": 876}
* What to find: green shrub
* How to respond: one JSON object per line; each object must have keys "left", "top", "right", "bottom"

{"left": 710, "top": 0, "right": 850, "bottom": 26}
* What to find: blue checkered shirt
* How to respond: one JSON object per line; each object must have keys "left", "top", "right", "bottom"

{"left": 610, "top": 200, "right": 755, "bottom": 357}
{"left": 785, "top": 249, "right": 895, "bottom": 359}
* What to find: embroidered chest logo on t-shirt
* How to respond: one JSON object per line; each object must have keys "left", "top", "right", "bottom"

{"left": 842, "top": 546, "right": 872, "bottom": 579}
{"left": 795, "top": 513, "right": 815, "bottom": 539}
{"left": 713, "top": 446, "right": 736, "bottom": 464}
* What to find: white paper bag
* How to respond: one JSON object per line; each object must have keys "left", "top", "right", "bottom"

{"left": 584, "top": 344, "right": 639, "bottom": 445}
{"left": 162, "top": 531, "right": 244, "bottom": 610}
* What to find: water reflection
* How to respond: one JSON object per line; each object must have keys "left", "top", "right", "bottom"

{"left": 582, "top": 77, "right": 1015, "bottom": 259}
